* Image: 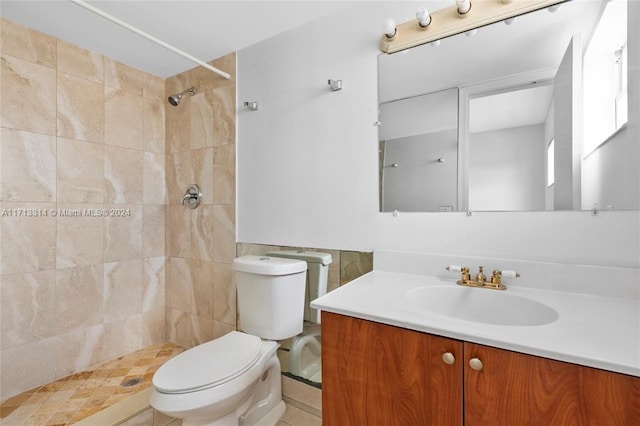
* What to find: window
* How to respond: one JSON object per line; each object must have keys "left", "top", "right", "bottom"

{"left": 582, "top": 0, "right": 628, "bottom": 155}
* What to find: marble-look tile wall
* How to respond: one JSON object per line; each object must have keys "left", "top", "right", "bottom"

{"left": 164, "top": 53, "right": 237, "bottom": 348}
{"left": 0, "top": 18, "right": 167, "bottom": 400}
{"left": 236, "top": 243, "right": 373, "bottom": 294}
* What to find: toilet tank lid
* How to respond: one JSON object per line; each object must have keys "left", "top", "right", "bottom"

{"left": 233, "top": 255, "right": 307, "bottom": 275}
{"left": 266, "top": 250, "right": 332, "bottom": 265}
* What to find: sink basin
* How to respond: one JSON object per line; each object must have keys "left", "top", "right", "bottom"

{"left": 407, "top": 286, "right": 559, "bottom": 326}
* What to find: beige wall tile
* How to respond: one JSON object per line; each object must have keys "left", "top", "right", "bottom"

{"left": 56, "top": 203, "right": 104, "bottom": 268}
{"left": 191, "top": 206, "right": 214, "bottom": 261}
{"left": 104, "top": 87, "right": 144, "bottom": 150}
{"left": 213, "top": 204, "right": 236, "bottom": 263}
{"left": 166, "top": 308, "right": 192, "bottom": 349}
{"left": 191, "top": 259, "right": 214, "bottom": 318}
{"left": 104, "top": 260, "right": 143, "bottom": 323}
{"left": 104, "top": 58, "right": 144, "bottom": 96}
{"left": 57, "top": 72, "right": 104, "bottom": 143}
{"left": 143, "top": 73, "right": 164, "bottom": 103}
{"left": 0, "top": 54, "right": 56, "bottom": 134}
{"left": 165, "top": 96, "right": 190, "bottom": 153}
{"left": 340, "top": 251, "right": 373, "bottom": 284}
{"left": 57, "top": 39, "right": 103, "bottom": 83}
{"left": 166, "top": 206, "right": 191, "bottom": 258}
{"left": 102, "top": 315, "right": 143, "bottom": 360}
{"left": 0, "top": 337, "right": 57, "bottom": 400}
{"left": 165, "top": 72, "right": 190, "bottom": 101}
{"left": 191, "top": 148, "right": 213, "bottom": 206}
{"left": 191, "top": 315, "right": 215, "bottom": 346}
{"left": 141, "top": 307, "right": 165, "bottom": 347}
{"left": 104, "top": 146, "right": 143, "bottom": 204}
{"left": 143, "top": 257, "right": 166, "bottom": 313}
{"left": 1, "top": 128, "right": 56, "bottom": 202}
{"left": 0, "top": 18, "right": 56, "bottom": 68}
{"left": 104, "top": 205, "right": 142, "bottom": 263}
{"left": 0, "top": 271, "right": 56, "bottom": 350}
{"left": 213, "top": 262, "right": 236, "bottom": 325}
{"left": 143, "top": 205, "right": 165, "bottom": 258}
{"left": 166, "top": 257, "right": 192, "bottom": 313}
{"left": 0, "top": 202, "right": 56, "bottom": 275}
{"left": 143, "top": 152, "right": 166, "bottom": 205}
{"left": 144, "top": 98, "right": 165, "bottom": 153}
{"left": 213, "top": 144, "right": 235, "bottom": 205}
{"left": 190, "top": 91, "right": 214, "bottom": 149}
{"left": 55, "top": 264, "right": 104, "bottom": 334}
{"left": 55, "top": 324, "right": 104, "bottom": 377}
{"left": 210, "top": 85, "right": 236, "bottom": 146}
{"left": 57, "top": 137, "right": 104, "bottom": 203}
{"left": 166, "top": 151, "right": 195, "bottom": 206}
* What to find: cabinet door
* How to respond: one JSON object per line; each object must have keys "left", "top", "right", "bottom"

{"left": 464, "top": 343, "right": 640, "bottom": 426}
{"left": 321, "top": 312, "right": 463, "bottom": 426}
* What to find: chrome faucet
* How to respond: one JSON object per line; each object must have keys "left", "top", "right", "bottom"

{"left": 446, "top": 265, "right": 520, "bottom": 290}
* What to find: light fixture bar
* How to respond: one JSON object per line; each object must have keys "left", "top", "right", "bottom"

{"left": 380, "top": 0, "right": 568, "bottom": 54}
{"left": 69, "top": 0, "right": 231, "bottom": 79}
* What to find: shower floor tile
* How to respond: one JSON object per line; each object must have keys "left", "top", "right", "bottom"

{"left": 0, "top": 342, "right": 183, "bottom": 425}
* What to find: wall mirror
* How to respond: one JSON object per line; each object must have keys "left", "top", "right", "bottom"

{"left": 378, "top": 0, "right": 637, "bottom": 212}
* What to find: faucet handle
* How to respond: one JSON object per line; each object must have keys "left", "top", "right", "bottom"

{"left": 499, "top": 270, "right": 520, "bottom": 279}
{"left": 446, "top": 265, "right": 463, "bottom": 272}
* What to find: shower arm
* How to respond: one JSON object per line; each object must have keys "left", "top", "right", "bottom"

{"left": 69, "top": 0, "right": 231, "bottom": 80}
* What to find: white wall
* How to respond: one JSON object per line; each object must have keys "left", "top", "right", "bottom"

{"left": 469, "top": 125, "right": 545, "bottom": 211}
{"left": 237, "top": 2, "right": 640, "bottom": 269}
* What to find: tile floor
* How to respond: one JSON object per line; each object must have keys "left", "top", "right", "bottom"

{"left": 0, "top": 343, "right": 183, "bottom": 425}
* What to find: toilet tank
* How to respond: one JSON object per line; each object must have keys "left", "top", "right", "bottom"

{"left": 233, "top": 255, "right": 307, "bottom": 340}
{"left": 266, "top": 251, "right": 332, "bottom": 324}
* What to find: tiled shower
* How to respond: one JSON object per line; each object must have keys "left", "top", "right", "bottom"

{"left": 0, "top": 16, "right": 237, "bottom": 403}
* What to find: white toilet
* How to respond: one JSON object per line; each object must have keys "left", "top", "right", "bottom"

{"left": 150, "top": 255, "right": 308, "bottom": 426}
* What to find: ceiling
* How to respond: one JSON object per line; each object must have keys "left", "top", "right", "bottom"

{"left": 0, "top": 0, "right": 355, "bottom": 78}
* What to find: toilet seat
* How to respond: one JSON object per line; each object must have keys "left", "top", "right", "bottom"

{"left": 153, "top": 332, "right": 262, "bottom": 394}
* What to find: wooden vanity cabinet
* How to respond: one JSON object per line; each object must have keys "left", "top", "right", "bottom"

{"left": 321, "top": 312, "right": 463, "bottom": 426}
{"left": 464, "top": 343, "right": 640, "bottom": 426}
{"left": 322, "top": 312, "right": 640, "bottom": 426}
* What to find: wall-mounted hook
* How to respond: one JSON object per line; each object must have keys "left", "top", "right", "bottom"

{"left": 244, "top": 101, "right": 259, "bottom": 111}
{"left": 328, "top": 79, "right": 342, "bottom": 91}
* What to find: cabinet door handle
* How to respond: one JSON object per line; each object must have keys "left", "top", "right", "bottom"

{"left": 442, "top": 352, "right": 456, "bottom": 365}
{"left": 469, "top": 357, "right": 483, "bottom": 371}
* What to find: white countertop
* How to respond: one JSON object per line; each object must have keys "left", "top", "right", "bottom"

{"left": 311, "top": 270, "right": 640, "bottom": 377}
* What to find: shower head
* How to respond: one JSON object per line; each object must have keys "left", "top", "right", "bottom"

{"left": 168, "top": 87, "right": 197, "bottom": 106}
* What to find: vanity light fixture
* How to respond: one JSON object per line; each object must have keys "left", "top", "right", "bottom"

{"left": 328, "top": 79, "right": 343, "bottom": 91}
{"left": 431, "top": 40, "right": 441, "bottom": 47}
{"left": 383, "top": 18, "right": 397, "bottom": 40}
{"left": 548, "top": 4, "right": 561, "bottom": 12}
{"left": 416, "top": 7, "right": 432, "bottom": 28}
{"left": 379, "top": 0, "right": 567, "bottom": 54}
{"left": 456, "top": 0, "right": 472, "bottom": 17}
{"left": 504, "top": 17, "right": 516, "bottom": 25}
{"left": 244, "top": 101, "right": 259, "bottom": 111}
{"left": 465, "top": 29, "right": 478, "bottom": 37}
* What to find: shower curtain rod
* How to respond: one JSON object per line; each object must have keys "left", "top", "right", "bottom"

{"left": 69, "top": 0, "right": 231, "bottom": 80}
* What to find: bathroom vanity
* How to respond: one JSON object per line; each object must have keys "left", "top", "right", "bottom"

{"left": 311, "top": 251, "right": 640, "bottom": 425}
{"left": 321, "top": 312, "right": 639, "bottom": 426}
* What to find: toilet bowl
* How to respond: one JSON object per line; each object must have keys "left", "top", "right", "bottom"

{"left": 150, "top": 256, "right": 308, "bottom": 426}
{"left": 289, "top": 330, "right": 321, "bottom": 383}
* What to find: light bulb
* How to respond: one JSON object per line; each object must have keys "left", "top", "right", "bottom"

{"left": 383, "top": 18, "right": 397, "bottom": 39}
{"left": 456, "top": 0, "right": 471, "bottom": 15}
{"left": 416, "top": 7, "right": 431, "bottom": 28}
